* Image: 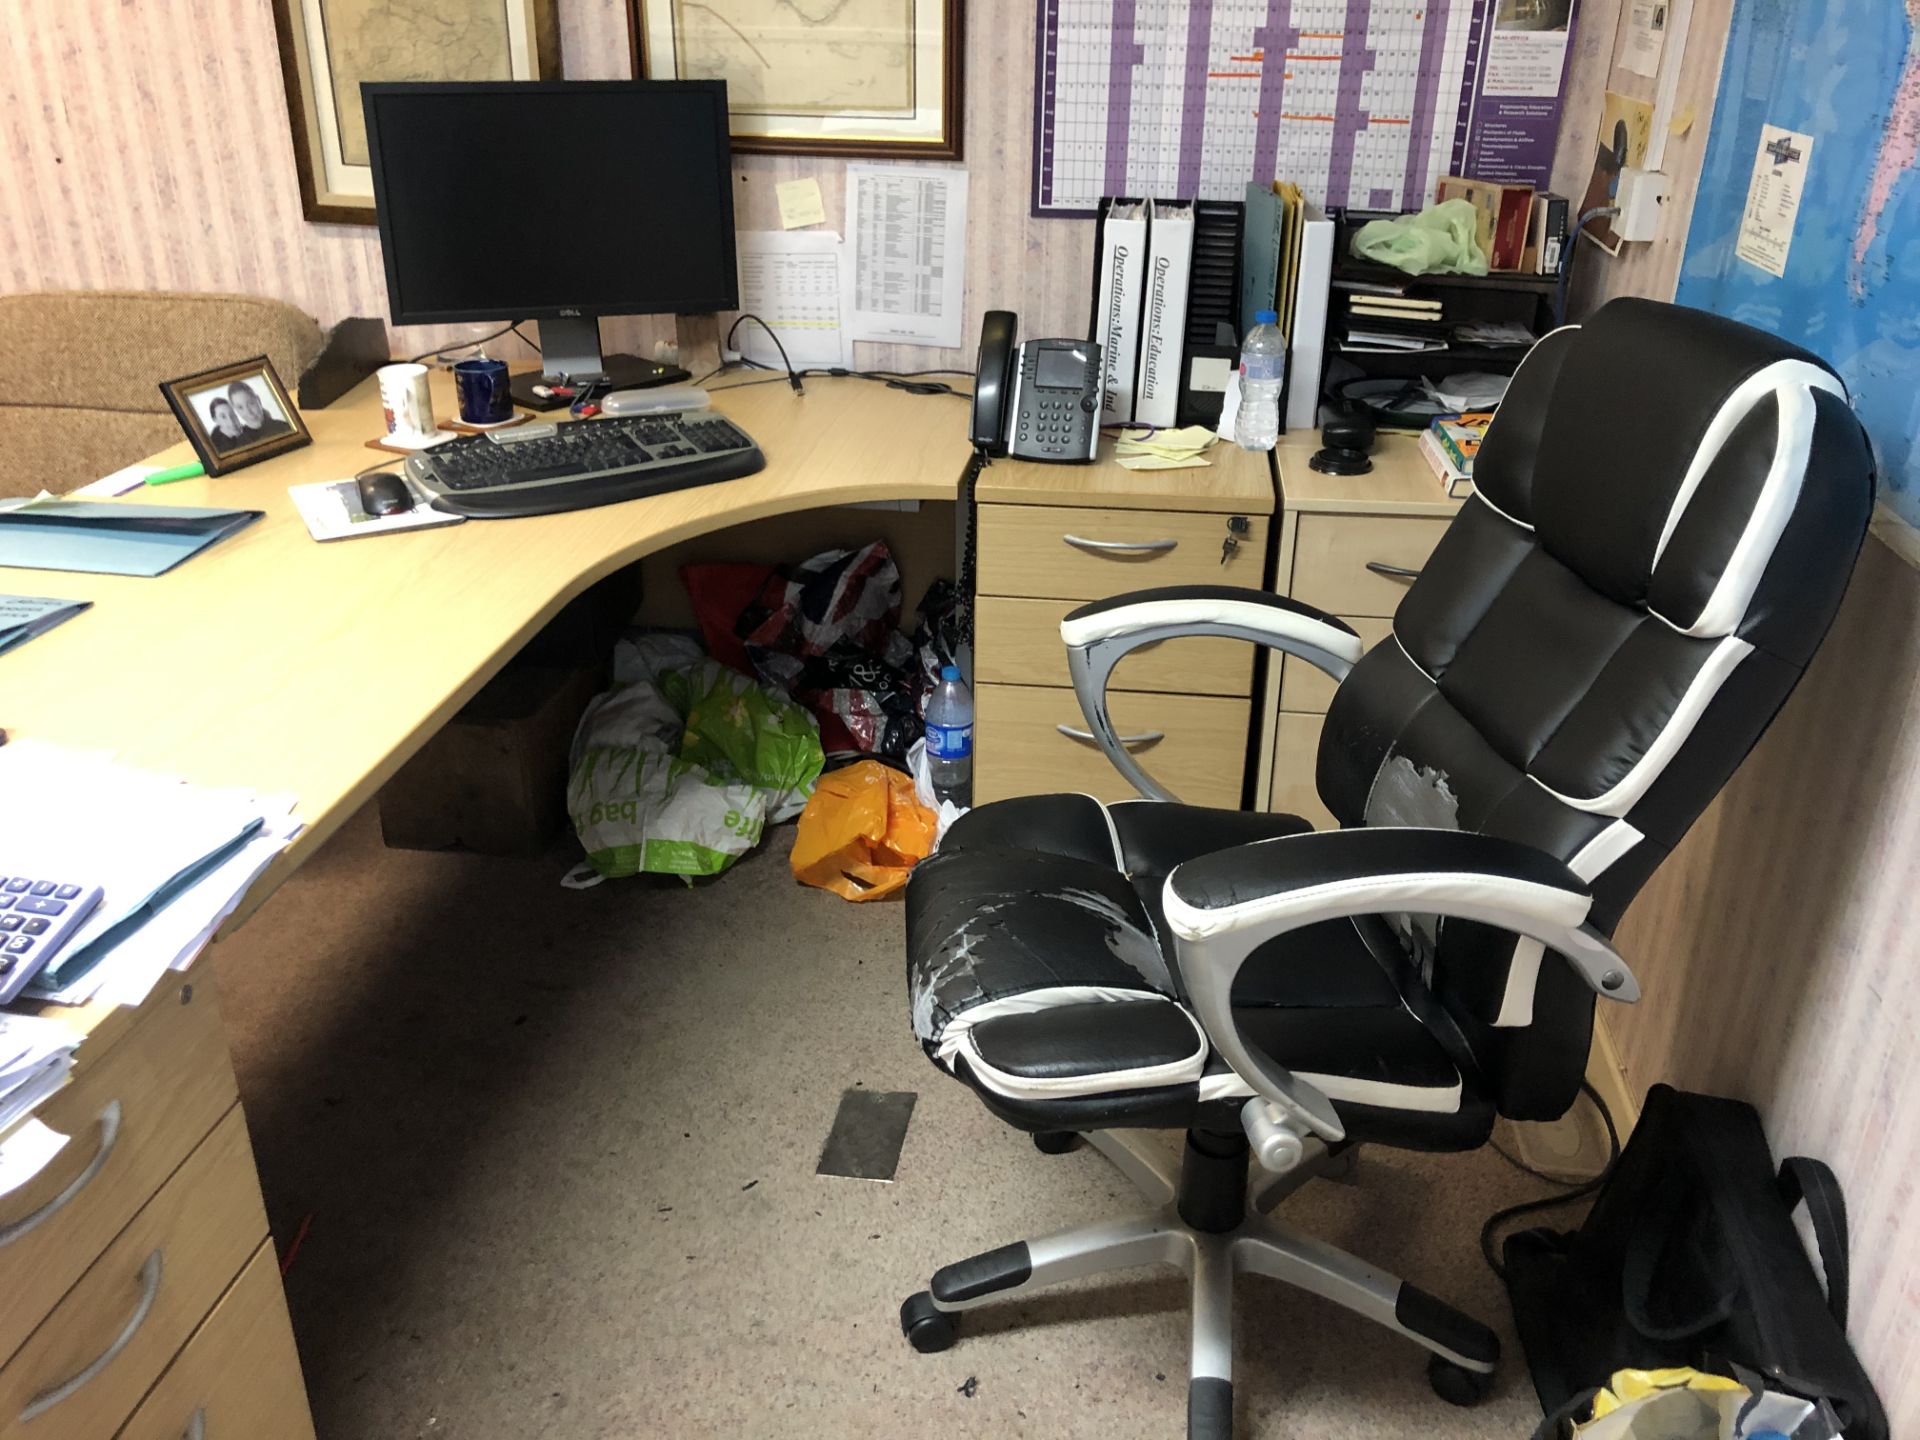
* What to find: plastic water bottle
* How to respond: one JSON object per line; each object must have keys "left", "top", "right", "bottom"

{"left": 924, "top": 664, "right": 973, "bottom": 806}
{"left": 1235, "top": 308, "right": 1285, "bottom": 452}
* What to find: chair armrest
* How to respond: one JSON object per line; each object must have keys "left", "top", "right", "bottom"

{"left": 1060, "top": 586, "right": 1366, "bottom": 802}
{"left": 1160, "top": 828, "right": 1640, "bottom": 1143}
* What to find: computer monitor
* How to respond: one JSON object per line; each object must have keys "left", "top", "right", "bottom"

{"left": 363, "top": 80, "right": 738, "bottom": 400}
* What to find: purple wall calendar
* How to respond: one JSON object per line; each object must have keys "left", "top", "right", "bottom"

{"left": 1032, "top": 0, "right": 1579, "bottom": 218}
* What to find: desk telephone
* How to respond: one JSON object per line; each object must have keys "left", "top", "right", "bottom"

{"left": 970, "top": 311, "right": 1102, "bottom": 464}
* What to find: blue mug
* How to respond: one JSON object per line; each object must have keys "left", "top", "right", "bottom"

{"left": 454, "top": 357, "right": 513, "bottom": 425}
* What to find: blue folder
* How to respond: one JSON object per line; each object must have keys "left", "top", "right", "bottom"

{"left": 0, "top": 501, "right": 263, "bottom": 577}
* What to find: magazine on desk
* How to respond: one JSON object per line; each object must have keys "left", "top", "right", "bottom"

{"left": 289, "top": 478, "right": 465, "bottom": 542}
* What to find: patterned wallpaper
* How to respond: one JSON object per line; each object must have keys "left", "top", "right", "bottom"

{"left": 0, "top": 0, "right": 1087, "bottom": 370}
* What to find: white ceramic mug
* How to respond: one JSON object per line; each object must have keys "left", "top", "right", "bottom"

{"left": 377, "top": 362, "right": 435, "bottom": 439}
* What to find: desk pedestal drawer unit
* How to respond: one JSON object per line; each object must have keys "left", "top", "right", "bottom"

{"left": 115, "top": 1243, "right": 315, "bottom": 1440}
{"left": 0, "top": 976, "right": 237, "bottom": 1370}
{"left": 0, "top": 1109, "right": 266, "bottom": 1440}
{"left": 1264, "top": 435, "right": 1463, "bottom": 828}
{"left": 972, "top": 449, "right": 1277, "bottom": 808}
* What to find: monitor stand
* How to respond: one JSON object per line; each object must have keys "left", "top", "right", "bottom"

{"left": 509, "top": 315, "right": 692, "bottom": 411}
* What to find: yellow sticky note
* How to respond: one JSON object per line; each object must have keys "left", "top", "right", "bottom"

{"left": 777, "top": 178, "right": 827, "bottom": 229}
{"left": 1116, "top": 453, "right": 1212, "bottom": 471}
{"left": 1668, "top": 103, "right": 1697, "bottom": 138}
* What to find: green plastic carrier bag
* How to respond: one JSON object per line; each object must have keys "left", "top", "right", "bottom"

{"left": 567, "top": 634, "right": 824, "bottom": 883}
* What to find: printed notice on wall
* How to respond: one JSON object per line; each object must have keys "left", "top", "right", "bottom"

{"left": 846, "top": 164, "right": 968, "bottom": 350}
{"left": 1481, "top": 5, "right": 1574, "bottom": 99}
{"left": 1736, "top": 124, "right": 1814, "bottom": 278}
{"left": 729, "top": 232, "right": 851, "bottom": 369}
{"left": 1620, "top": 1, "right": 1669, "bottom": 78}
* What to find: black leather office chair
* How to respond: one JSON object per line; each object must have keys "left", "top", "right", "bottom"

{"left": 898, "top": 299, "right": 1874, "bottom": 1438}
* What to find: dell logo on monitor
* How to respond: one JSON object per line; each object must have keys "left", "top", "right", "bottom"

{"left": 558, "top": 308, "right": 583, "bottom": 317}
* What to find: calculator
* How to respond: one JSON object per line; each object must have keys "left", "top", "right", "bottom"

{"left": 0, "top": 874, "right": 105, "bottom": 1004}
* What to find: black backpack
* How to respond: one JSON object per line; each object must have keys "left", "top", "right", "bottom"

{"left": 1503, "top": 1084, "right": 1887, "bottom": 1439}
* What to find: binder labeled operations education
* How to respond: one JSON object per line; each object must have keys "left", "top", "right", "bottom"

{"left": 1134, "top": 200, "right": 1195, "bottom": 429}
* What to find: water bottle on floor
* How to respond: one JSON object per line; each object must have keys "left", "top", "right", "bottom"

{"left": 1235, "top": 309, "right": 1285, "bottom": 452}
{"left": 924, "top": 664, "right": 973, "bottom": 807}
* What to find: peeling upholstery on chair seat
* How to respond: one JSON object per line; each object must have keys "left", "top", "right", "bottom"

{"left": 907, "top": 849, "right": 1172, "bottom": 1046}
{"left": 905, "top": 794, "right": 1477, "bottom": 1121}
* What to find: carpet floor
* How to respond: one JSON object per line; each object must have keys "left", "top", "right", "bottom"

{"left": 212, "top": 805, "right": 1571, "bottom": 1439}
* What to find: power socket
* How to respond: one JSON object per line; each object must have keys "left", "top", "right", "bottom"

{"left": 1614, "top": 168, "right": 1670, "bottom": 243}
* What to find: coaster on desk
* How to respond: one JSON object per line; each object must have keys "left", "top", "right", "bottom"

{"left": 365, "top": 429, "right": 458, "bottom": 455}
{"left": 445, "top": 412, "right": 530, "bottom": 434}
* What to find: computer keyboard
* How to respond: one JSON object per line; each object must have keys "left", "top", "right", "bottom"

{"left": 404, "top": 412, "right": 766, "bottom": 518}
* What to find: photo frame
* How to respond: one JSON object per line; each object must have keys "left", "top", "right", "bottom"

{"left": 629, "top": 0, "right": 963, "bottom": 159}
{"left": 270, "top": 0, "right": 561, "bottom": 224}
{"left": 160, "top": 358, "right": 313, "bottom": 475}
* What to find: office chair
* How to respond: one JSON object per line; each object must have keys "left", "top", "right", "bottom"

{"left": 899, "top": 299, "right": 1874, "bottom": 1438}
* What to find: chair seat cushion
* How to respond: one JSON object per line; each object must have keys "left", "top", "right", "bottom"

{"left": 906, "top": 794, "right": 1483, "bottom": 1137}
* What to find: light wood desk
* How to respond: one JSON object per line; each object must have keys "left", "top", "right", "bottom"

{"left": 0, "top": 372, "right": 970, "bottom": 1438}
{"left": 0, "top": 372, "right": 1275, "bottom": 1435}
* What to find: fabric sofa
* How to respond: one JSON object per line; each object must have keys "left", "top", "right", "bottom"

{"left": 0, "top": 291, "right": 325, "bottom": 498}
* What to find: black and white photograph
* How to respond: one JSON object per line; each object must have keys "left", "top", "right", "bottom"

{"left": 160, "top": 355, "right": 311, "bottom": 473}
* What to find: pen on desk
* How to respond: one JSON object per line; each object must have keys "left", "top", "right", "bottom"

{"left": 144, "top": 462, "right": 206, "bottom": 486}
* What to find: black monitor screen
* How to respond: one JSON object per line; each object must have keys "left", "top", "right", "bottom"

{"left": 364, "top": 82, "right": 738, "bottom": 325}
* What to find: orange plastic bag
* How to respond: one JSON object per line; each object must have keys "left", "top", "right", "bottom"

{"left": 789, "top": 760, "right": 938, "bottom": 901}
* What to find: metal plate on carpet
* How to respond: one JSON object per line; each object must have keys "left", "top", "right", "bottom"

{"left": 817, "top": 1089, "right": 918, "bottom": 1181}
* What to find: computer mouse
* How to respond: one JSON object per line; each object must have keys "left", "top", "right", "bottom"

{"left": 356, "top": 471, "right": 413, "bottom": 517}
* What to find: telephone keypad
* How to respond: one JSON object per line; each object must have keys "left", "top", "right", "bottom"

{"left": 1019, "top": 391, "right": 1092, "bottom": 457}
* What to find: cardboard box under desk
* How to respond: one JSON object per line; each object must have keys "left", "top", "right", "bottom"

{"left": 379, "top": 663, "right": 601, "bottom": 856}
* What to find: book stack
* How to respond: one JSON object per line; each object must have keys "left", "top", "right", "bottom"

{"left": 1334, "top": 280, "right": 1447, "bottom": 354}
{"left": 1417, "top": 412, "right": 1493, "bottom": 498}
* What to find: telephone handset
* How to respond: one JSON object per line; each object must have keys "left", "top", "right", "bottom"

{"left": 970, "top": 310, "right": 1103, "bottom": 464}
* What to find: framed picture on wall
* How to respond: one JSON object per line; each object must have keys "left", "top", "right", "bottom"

{"left": 270, "top": 0, "right": 561, "bottom": 224}
{"left": 629, "top": 0, "right": 963, "bottom": 159}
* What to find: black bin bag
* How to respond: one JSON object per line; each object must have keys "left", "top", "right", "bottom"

{"left": 1503, "top": 1084, "right": 1887, "bottom": 1438}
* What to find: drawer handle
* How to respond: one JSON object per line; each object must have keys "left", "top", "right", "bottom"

{"left": 1364, "top": 560, "right": 1422, "bottom": 581}
{"left": 0, "top": 1099, "right": 122, "bottom": 1249}
{"left": 1057, "top": 723, "right": 1165, "bottom": 749}
{"left": 21, "top": 1249, "right": 163, "bottom": 1422}
{"left": 1062, "top": 533, "right": 1179, "bottom": 555}
{"left": 185, "top": 1410, "right": 207, "bottom": 1440}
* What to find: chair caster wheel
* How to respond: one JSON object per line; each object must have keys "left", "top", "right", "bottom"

{"left": 1032, "top": 1130, "right": 1080, "bottom": 1155}
{"left": 1427, "top": 1355, "right": 1493, "bottom": 1406}
{"left": 900, "top": 1291, "right": 957, "bottom": 1353}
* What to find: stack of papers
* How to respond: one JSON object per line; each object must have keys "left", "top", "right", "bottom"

{"left": 0, "top": 1013, "right": 75, "bottom": 1135}
{"left": 1114, "top": 425, "right": 1219, "bottom": 472}
{"left": 0, "top": 741, "right": 302, "bottom": 1010}
{"left": 0, "top": 594, "right": 90, "bottom": 656}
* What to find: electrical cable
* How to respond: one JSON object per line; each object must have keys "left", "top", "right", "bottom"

{"left": 1555, "top": 207, "right": 1621, "bottom": 327}
{"left": 701, "top": 373, "right": 795, "bottom": 393}
{"left": 409, "top": 319, "right": 525, "bottom": 365}
{"left": 724, "top": 313, "right": 802, "bottom": 394}
{"left": 799, "top": 367, "right": 971, "bottom": 399}
{"left": 1479, "top": 1081, "right": 1621, "bottom": 1280}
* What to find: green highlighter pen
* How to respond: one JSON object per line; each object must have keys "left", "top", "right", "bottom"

{"left": 144, "top": 462, "right": 207, "bottom": 486}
